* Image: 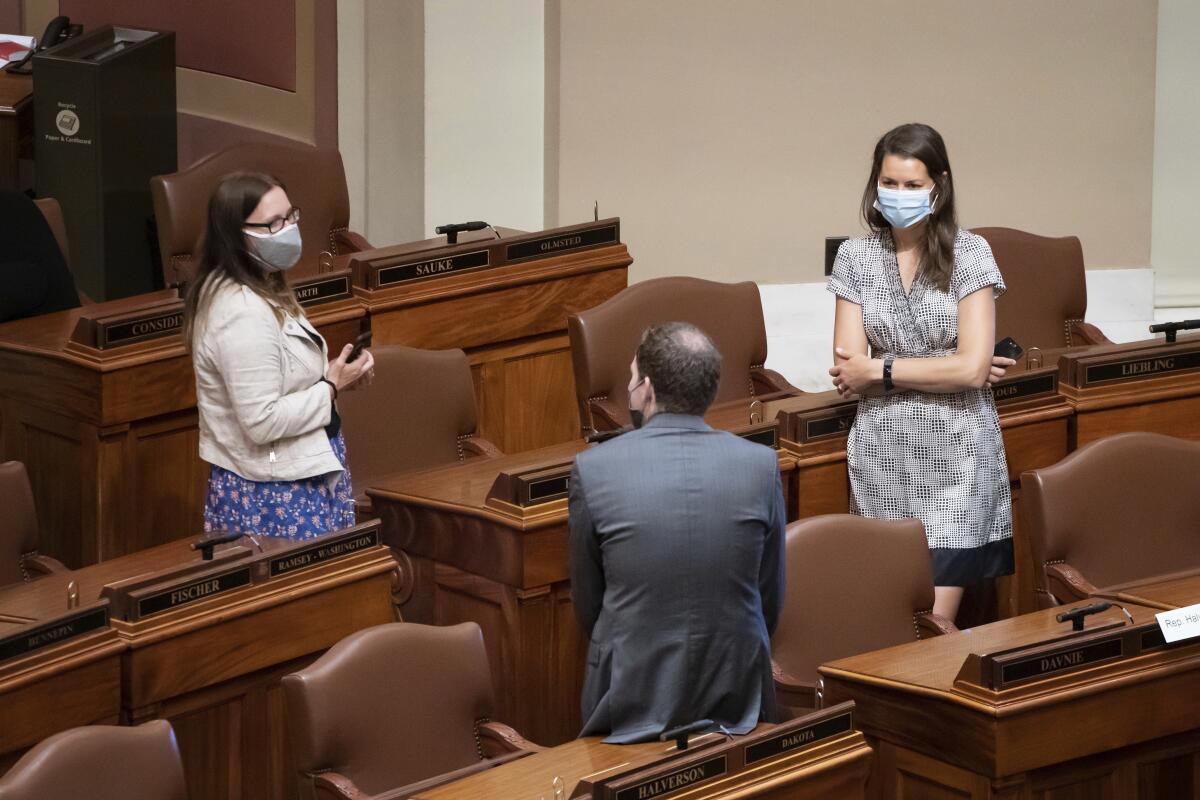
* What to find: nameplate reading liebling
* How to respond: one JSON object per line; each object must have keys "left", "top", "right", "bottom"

{"left": 376, "top": 249, "right": 490, "bottom": 287}
{"left": 613, "top": 755, "right": 727, "bottom": 800}
{"left": 294, "top": 274, "right": 352, "bottom": 307}
{"left": 1083, "top": 348, "right": 1200, "bottom": 387}
{"left": 269, "top": 528, "right": 380, "bottom": 578}
{"left": 0, "top": 606, "right": 109, "bottom": 663}
{"left": 742, "top": 710, "right": 853, "bottom": 765}
{"left": 505, "top": 223, "right": 619, "bottom": 262}
{"left": 98, "top": 308, "right": 184, "bottom": 348}
{"left": 137, "top": 566, "right": 252, "bottom": 618}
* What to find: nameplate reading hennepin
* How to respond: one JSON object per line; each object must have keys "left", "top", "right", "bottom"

{"left": 0, "top": 606, "right": 108, "bottom": 663}
{"left": 743, "top": 710, "right": 853, "bottom": 765}
{"left": 506, "top": 223, "right": 619, "bottom": 262}
{"left": 269, "top": 527, "right": 380, "bottom": 578}
{"left": 613, "top": 755, "right": 727, "bottom": 800}
{"left": 376, "top": 249, "right": 490, "bottom": 287}
{"left": 137, "top": 567, "right": 252, "bottom": 618}
{"left": 99, "top": 309, "right": 184, "bottom": 348}
{"left": 1083, "top": 349, "right": 1200, "bottom": 386}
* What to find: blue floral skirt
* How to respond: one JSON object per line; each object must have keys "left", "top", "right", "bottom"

{"left": 202, "top": 433, "right": 356, "bottom": 541}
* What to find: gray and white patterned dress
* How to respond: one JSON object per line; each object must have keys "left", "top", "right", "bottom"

{"left": 827, "top": 230, "right": 1013, "bottom": 586}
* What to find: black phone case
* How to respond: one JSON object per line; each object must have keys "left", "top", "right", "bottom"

{"left": 994, "top": 337, "right": 1024, "bottom": 360}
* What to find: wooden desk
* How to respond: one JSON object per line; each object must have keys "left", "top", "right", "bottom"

{"left": 1094, "top": 570, "right": 1200, "bottom": 611}
{"left": 0, "top": 290, "right": 365, "bottom": 567}
{"left": 821, "top": 604, "right": 1200, "bottom": 798}
{"left": 0, "top": 527, "right": 400, "bottom": 800}
{"left": 0, "top": 71, "right": 33, "bottom": 189}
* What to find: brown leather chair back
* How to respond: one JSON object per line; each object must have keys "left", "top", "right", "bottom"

{"left": 0, "top": 720, "right": 187, "bottom": 800}
{"left": 0, "top": 461, "right": 39, "bottom": 586}
{"left": 282, "top": 622, "right": 494, "bottom": 798}
{"left": 339, "top": 345, "right": 483, "bottom": 500}
{"left": 151, "top": 142, "right": 353, "bottom": 286}
{"left": 568, "top": 277, "right": 770, "bottom": 429}
{"left": 32, "top": 198, "right": 70, "bottom": 267}
{"left": 1021, "top": 432, "right": 1200, "bottom": 594}
{"left": 974, "top": 227, "right": 1089, "bottom": 350}
{"left": 771, "top": 515, "right": 936, "bottom": 687}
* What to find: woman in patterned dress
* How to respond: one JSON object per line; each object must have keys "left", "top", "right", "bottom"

{"left": 827, "top": 123, "right": 1017, "bottom": 622}
{"left": 183, "top": 172, "right": 375, "bottom": 541}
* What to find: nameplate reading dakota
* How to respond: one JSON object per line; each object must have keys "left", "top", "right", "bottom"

{"left": 99, "top": 309, "right": 184, "bottom": 348}
{"left": 1000, "top": 637, "right": 1123, "bottom": 686}
{"left": 613, "top": 755, "right": 727, "bottom": 800}
{"left": 505, "top": 223, "right": 619, "bottom": 262}
{"left": 294, "top": 275, "right": 352, "bottom": 307}
{"left": 269, "top": 528, "right": 380, "bottom": 578}
{"left": 1083, "top": 349, "right": 1200, "bottom": 386}
{"left": 743, "top": 711, "right": 853, "bottom": 765}
{"left": 992, "top": 373, "right": 1057, "bottom": 404}
{"left": 376, "top": 249, "right": 490, "bottom": 287}
{"left": 0, "top": 606, "right": 108, "bottom": 663}
{"left": 137, "top": 567, "right": 252, "bottom": 617}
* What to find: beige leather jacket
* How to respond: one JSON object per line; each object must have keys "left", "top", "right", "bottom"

{"left": 192, "top": 278, "right": 341, "bottom": 483}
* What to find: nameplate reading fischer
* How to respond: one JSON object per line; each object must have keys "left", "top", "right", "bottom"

{"left": 743, "top": 710, "right": 853, "bottom": 765}
{"left": 0, "top": 606, "right": 109, "bottom": 663}
{"left": 269, "top": 527, "right": 380, "bottom": 578}
{"left": 506, "top": 223, "right": 619, "bottom": 262}
{"left": 137, "top": 567, "right": 252, "bottom": 618}
{"left": 1082, "top": 349, "right": 1200, "bottom": 387}
{"left": 613, "top": 755, "right": 727, "bottom": 800}
{"left": 376, "top": 249, "right": 490, "bottom": 287}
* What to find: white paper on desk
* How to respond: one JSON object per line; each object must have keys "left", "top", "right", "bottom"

{"left": 1156, "top": 603, "right": 1200, "bottom": 643}
{"left": 0, "top": 33, "right": 36, "bottom": 67}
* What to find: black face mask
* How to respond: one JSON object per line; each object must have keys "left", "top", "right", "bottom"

{"left": 628, "top": 376, "right": 647, "bottom": 429}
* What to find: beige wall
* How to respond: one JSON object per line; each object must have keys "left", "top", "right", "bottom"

{"left": 555, "top": 0, "right": 1158, "bottom": 284}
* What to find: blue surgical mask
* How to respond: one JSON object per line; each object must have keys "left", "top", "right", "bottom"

{"left": 874, "top": 185, "right": 934, "bottom": 229}
{"left": 245, "top": 223, "right": 302, "bottom": 271}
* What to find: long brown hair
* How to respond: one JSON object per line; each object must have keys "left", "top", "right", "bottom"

{"left": 182, "top": 171, "right": 302, "bottom": 344}
{"left": 859, "top": 123, "right": 957, "bottom": 292}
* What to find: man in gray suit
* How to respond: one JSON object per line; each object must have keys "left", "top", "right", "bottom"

{"left": 569, "top": 321, "right": 786, "bottom": 744}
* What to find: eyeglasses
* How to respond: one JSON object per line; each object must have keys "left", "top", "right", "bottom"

{"left": 244, "top": 206, "right": 301, "bottom": 235}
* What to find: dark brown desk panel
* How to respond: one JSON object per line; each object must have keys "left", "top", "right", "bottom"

{"left": 821, "top": 603, "right": 1200, "bottom": 798}
{"left": 0, "top": 291, "right": 365, "bottom": 567}
{"left": 346, "top": 225, "right": 630, "bottom": 453}
{"left": 0, "top": 71, "right": 33, "bottom": 190}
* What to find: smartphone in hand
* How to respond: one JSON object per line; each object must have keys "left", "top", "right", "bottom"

{"left": 346, "top": 330, "right": 372, "bottom": 364}
{"left": 994, "top": 336, "right": 1024, "bottom": 361}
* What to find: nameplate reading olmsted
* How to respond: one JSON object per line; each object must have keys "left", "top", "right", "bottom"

{"left": 613, "top": 755, "right": 727, "bottom": 800}
{"left": 999, "top": 638, "right": 1123, "bottom": 686}
{"left": 269, "top": 528, "right": 380, "bottom": 578}
{"left": 743, "top": 710, "right": 853, "bottom": 765}
{"left": 1083, "top": 349, "right": 1200, "bottom": 387}
{"left": 137, "top": 567, "right": 252, "bottom": 617}
{"left": 376, "top": 249, "right": 490, "bottom": 287}
{"left": 506, "top": 223, "right": 619, "bottom": 262}
{"left": 294, "top": 274, "right": 352, "bottom": 307}
{"left": 0, "top": 606, "right": 108, "bottom": 663}
{"left": 992, "top": 372, "right": 1057, "bottom": 404}
{"left": 99, "top": 308, "right": 184, "bottom": 348}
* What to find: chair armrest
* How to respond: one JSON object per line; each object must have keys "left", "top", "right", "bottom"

{"left": 461, "top": 436, "right": 503, "bottom": 459}
{"left": 1044, "top": 562, "right": 1097, "bottom": 605}
{"left": 585, "top": 397, "right": 628, "bottom": 434}
{"left": 334, "top": 229, "right": 373, "bottom": 254}
{"left": 771, "top": 660, "right": 817, "bottom": 711}
{"left": 1070, "top": 321, "right": 1111, "bottom": 346}
{"left": 477, "top": 721, "right": 544, "bottom": 757}
{"left": 311, "top": 771, "right": 371, "bottom": 800}
{"left": 751, "top": 367, "right": 802, "bottom": 398}
{"left": 22, "top": 553, "right": 68, "bottom": 578}
{"left": 916, "top": 611, "right": 959, "bottom": 638}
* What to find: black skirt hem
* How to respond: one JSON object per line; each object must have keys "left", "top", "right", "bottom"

{"left": 930, "top": 538, "right": 1014, "bottom": 587}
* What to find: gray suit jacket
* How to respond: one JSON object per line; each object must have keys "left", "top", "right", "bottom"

{"left": 569, "top": 413, "right": 786, "bottom": 743}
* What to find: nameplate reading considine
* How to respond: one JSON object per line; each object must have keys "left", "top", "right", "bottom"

{"left": 613, "top": 755, "right": 727, "bottom": 800}
{"left": 1083, "top": 349, "right": 1200, "bottom": 387}
{"left": 293, "top": 275, "right": 352, "bottom": 307}
{"left": 269, "top": 527, "right": 380, "bottom": 578}
{"left": 505, "top": 223, "right": 619, "bottom": 262}
{"left": 0, "top": 606, "right": 108, "bottom": 663}
{"left": 804, "top": 408, "right": 856, "bottom": 441}
{"left": 376, "top": 249, "right": 490, "bottom": 287}
{"left": 743, "top": 710, "right": 853, "bottom": 765}
{"left": 98, "top": 309, "right": 184, "bottom": 348}
{"left": 137, "top": 567, "right": 252, "bottom": 618}
{"left": 992, "top": 372, "right": 1057, "bottom": 404}
{"left": 999, "top": 637, "right": 1123, "bottom": 686}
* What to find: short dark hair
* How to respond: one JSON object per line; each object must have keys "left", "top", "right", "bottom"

{"left": 635, "top": 322, "right": 722, "bottom": 416}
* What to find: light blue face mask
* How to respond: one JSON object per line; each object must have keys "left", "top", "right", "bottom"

{"left": 874, "top": 185, "right": 934, "bottom": 229}
{"left": 245, "top": 223, "right": 302, "bottom": 271}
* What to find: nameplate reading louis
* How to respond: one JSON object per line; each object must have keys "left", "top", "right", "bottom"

{"left": 137, "top": 567, "right": 252, "bottom": 618}
{"left": 0, "top": 606, "right": 109, "bottom": 663}
{"left": 1083, "top": 349, "right": 1200, "bottom": 387}
{"left": 743, "top": 711, "right": 853, "bottom": 765}
{"left": 992, "top": 373, "right": 1057, "bottom": 404}
{"left": 98, "top": 309, "right": 185, "bottom": 348}
{"left": 376, "top": 249, "right": 490, "bottom": 287}
{"left": 999, "top": 638, "right": 1123, "bottom": 686}
{"left": 293, "top": 274, "right": 352, "bottom": 307}
{"left": 269, "top": 528, "right": 380, "bottom": 578}
{"left": 613, "top": 755, "right": 727, "bottom": 800}
{"left": 506, "top": 223, "right": 619, "bottom": 262}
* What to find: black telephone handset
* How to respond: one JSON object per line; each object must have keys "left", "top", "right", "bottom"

{"left": 5, "top": 16, "right": 81, "bottom": 75}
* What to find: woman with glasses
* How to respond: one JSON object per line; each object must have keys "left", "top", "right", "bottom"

{"left": 183, "top": 171, "right": 375, "bottom": 540}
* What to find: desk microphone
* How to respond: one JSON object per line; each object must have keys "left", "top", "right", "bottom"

{"left": 1149, "top": 318, "right": 1200, "bottom": 343}
{"left": 435, "top": 221, "right": 493, "bottom": 245}
{"left": 1056, "top": 601, "right": 1112, "bottom": 632}
{"left": 659, "top": 719, "right": 713, "bottom": 750}
{"left": 191, "top": 531, "right": 244, "bottom": 561}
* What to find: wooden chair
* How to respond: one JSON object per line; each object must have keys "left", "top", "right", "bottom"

{"left": 282, "top": 622, "right": 540, "bottom": 800}
{"left": 0, "top": 461, "right": 66, "bottom": 586}
{"left": 771, "top": 515, "right": 956, "bottom": 714}
{"left": 1021, "top": 432, "right": 1200, "bottom": 605}
{"left": 567, "top": 276, "right": 800, "bottom": 434}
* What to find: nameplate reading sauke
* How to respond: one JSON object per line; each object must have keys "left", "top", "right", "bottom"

{"left": 137, "top": 566, "right": 252, "bottom": 618}
{"left": 269, "top": 527, "right": 380, "bottom": 578}
{"left": 0, "top": 605, "right": 109, "bottom": 663}
{"left": 1081, "top": 349, "right": 1200, "bottom": 387}
{"left": 613, "top": 755, "right": 727, "bottom": 800}
{"left": 376, "top": 249, "right": 490, "bottom": 287}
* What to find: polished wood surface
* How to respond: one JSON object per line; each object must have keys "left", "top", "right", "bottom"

{"left": 0, "top": 71, "right": 33, "bottom": 189}
{"left": 821, "top": 603, "right": 1200, "bottom": 798}
{"left": 1093, "top": 570, "right": 1200, "bottom": 611}
{"left": 0, "top": 532, "right": 400, "bottom": 800}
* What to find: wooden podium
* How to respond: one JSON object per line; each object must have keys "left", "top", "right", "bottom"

{"left": 821, "top": 604, "right": 1200, "bottom": 798}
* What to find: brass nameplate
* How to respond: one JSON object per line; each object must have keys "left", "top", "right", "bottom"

{"left": 376, "top": 249, "right": 490, "bottom": 287}
{"left": 488, "top": 462, "right": 574, "bottom": 509}
{"left": 1082, "top": 349, "right": 1200, "bottom": 387}
{"left": 293, "top": 272, "right": 353, "bottom": 307}
{"left": 612, "top": 755, "right": 727, "bottom": 800}
{"left": 742, "top": 710, "right": 853, "bottom": 765}
{"left": 137, "top": 566, "right": 252, "bottom": 618}
{"left": 506, "top": 222, "right": 620, "bottom": 262}
{"left": 992, "top": 371, "right": 1057, "bottom": 405}
{"left": 0, "top": 605, "right": 109, "bottom": 663}
{"left": 269, "top": 526, "right": 380, "bottom": 578}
